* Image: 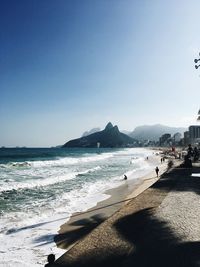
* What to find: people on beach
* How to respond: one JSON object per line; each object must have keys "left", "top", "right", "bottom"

{"left": 45, "top": 254, "right": 55, "bottom": 267}
{"left": 161, "top": 158, "right": 163, "bottom": 163}
{"left": 146, "top": 156, "right": 148, "bottom": 160}
{"left": 155, "top": 166, "right": 159, "bottom": 177}
{"left": 194, "top": 146, "right": 199, "bottom": 162}
{"left": 188, "top": 144, "right": 193, "bottom": 157}
{"left": 124, "top": 174, "right": 127, "bottom": 180}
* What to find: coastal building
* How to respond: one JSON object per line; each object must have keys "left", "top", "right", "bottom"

{"left": 159, "top": 133, "right": 171, "bottom": 146}
{"left": 183, "top": 131, "right": 190, "bottom": 146}
{"left": 173, "top": 132, "right": 182, "bottom": 145}
{"left": 189, "top": 125, "right": 200, "bottom": 145}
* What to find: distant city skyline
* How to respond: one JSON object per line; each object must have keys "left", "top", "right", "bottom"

{"left": 1, "top": 0, "right": 200, "bottom": 147}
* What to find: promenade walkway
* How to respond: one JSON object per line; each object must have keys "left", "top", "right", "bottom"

{"left": 52, "top": 163, "right": 200, "bottom": 267}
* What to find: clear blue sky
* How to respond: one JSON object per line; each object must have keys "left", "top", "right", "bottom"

{"left": 1, "top": 0, "right": 200, "bottom": 147}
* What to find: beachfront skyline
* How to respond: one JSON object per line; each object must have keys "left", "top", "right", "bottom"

{"left": 1, "top": 0, "right": 200, "bottom": 147}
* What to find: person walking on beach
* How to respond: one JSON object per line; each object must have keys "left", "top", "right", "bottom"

{"left": 124, "top": 174, "right": 127, "bottom": 180}
{"left": 155, "top": 166, "right": 159, "bottom": 177}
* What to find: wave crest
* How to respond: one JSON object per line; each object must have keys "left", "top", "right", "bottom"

{"left": 0, "top": 153, "right": 113, "bottom": 169}
{"left": 0, "top": 166, "right": 101, "bottom": 192}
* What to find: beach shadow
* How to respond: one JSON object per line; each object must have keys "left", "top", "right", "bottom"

{"left": 114, "top": 208, "right": 200, "bottom": 267}
{"left": 33, "top": 233, "right": 55, "bottom": 247}
{"left": 153, "top": 166, "right": 200, "bottom": 195}
{"left": 5, "top": 216, "right": 67, "bottom": 235}
{"left": 54, "top": 213, "right": 106, "bottom": 249}
{"left": 53, "top": 208, "right": 200, "bottom": 267}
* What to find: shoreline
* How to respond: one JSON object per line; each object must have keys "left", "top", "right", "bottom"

{"left": 52, "top": 161, "right": 200, "bottom": 267}
{"left": 54, "top": 153, "right": 168, "bottom": 253}
{"left": 1, "top": 147, "right": 168, "bottom": 267}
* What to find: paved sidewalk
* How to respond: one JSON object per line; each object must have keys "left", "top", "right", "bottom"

{"left": 52, "top": 164, "right": 200, "bottom": 267}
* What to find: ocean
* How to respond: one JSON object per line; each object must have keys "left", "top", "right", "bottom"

{"left": 0, "top": 147, "right": 155, "bottom": 266}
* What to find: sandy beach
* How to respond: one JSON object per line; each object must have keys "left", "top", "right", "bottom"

{"left": 54, "top": 153, "right": 169, "bottom": 253}
{"left": 50, "top": 157, "right": 197, "bottom": 267}
{"left": 1, "top": 147, "right": 164, "bottom": 267}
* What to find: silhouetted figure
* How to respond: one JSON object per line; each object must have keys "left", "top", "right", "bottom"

{"left": 168, "top": 160, "right": 174, "bottom": 169}
{"left": 182, "top": 155, "right": 192, "bottom": 168}
{"left": 155, "top": 167, "right": 159, "bottom": 177}
{"left": 188, "top": 144, "right": 193, "bottom": 157}
{"left": 45, "top": 254, "right": 55, "bottom": 267}
{"left": 161, "top": 158, "right": 163, "bottom": 163}
{"left": 124, "top": 174, "right": 127, "bottom": 180}
{"left": 146, "top": 156, "right": 148, "bottom": 160}
{"left": 193, "top": 147, "right": 199, "bottom": 162}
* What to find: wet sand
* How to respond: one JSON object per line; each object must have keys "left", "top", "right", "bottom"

{"left": 51, "top": 159, "right": 192, "bottom": 267}
{"left": 54, "top": 155, "right": 168, "bottom": 251}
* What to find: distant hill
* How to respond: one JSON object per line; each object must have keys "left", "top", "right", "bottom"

{"left": 82, "top": 127, "right": 101, "bottom": 137}
{"left": 63, "top": 122, "right": 137, "bottom": 148}
{"left": 129, "top": 124, "right": 187, "bottom": 141}
{"left": 121, "top": 130, "right": 132, "bottom": 136}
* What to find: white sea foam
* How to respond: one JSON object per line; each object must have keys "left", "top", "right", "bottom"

{"left": 0, "top": 179, "right": 117, "bottom": 267}
{"left": 0, "top": 166, "right": 101, "bottom": 192}
{"left": 29, "top": 153, "right": 113, "bottom": 168}
{"left": 0, "top": 153, "right": 113, "bottom": 170}
{"left": 192, "top": 173, "right": 200, "bottom": 177}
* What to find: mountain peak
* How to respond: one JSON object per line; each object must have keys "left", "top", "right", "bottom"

{"left": 113, "top": 125, "right": 119, "bottom": 132}
{"left": 63, "top": 122, "right": 136, "bottom": 148}
{"left": 105, "top": 122, "right": 113, "bottom": 131}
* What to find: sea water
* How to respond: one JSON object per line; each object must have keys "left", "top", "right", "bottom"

{"left": 0, "top": 147, "right": 155, "bottom": 266}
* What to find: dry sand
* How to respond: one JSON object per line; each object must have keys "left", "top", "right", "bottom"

{"left": 54, "top": 154, "right": 168, "bottom": 252}
{"left": 50, "top": 158, "right": 193, "bottom": 267}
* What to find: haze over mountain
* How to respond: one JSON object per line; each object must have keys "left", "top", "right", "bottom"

{"left": 81, "top": 124, "right": 187, "bottom": 142}
{"left": 82, "top": 128, "right": 101, "bottom": 137}
{"left": 63, "top": 122, "right": 136, "bottom": 148}
{"left": 129, "top": 124, "right": 187, "bottom": 141}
